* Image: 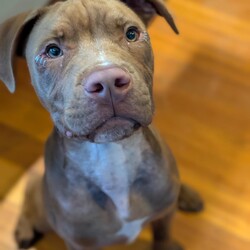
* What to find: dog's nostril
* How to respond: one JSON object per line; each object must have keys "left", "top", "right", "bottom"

{"left": 93, "top": 83, "right": 104, "bottom": 93}
{"left": 115, "top": 77, "right": 129, "bottom": 88}
{"left": 86, "top": 83, "right": 104, "bottom": 93}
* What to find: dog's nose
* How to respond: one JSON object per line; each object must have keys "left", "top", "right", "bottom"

{"left": 84, "top": 67, "right": 131, "bottom": 103}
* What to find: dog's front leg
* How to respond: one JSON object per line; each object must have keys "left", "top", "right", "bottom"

{"left": 151, "top": 213, "right": 183, "bottom": 250}
{"left": 15, "top": 172, "right": 50, "bottom": 249}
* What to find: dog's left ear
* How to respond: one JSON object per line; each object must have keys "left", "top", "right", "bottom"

{"left": 121, "top": 0, "right": 179, "bottom": 34}
{"left": 0, "top": 9, "right": 45, "bottom": 93}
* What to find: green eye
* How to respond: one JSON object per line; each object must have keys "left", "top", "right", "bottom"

{"left": 46, "top": 44, "right": 63, "bottom": 58}
{"left": 126, "top": 27, "right": 139, "bottom": 42}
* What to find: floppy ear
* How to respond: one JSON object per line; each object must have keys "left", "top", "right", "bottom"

{"left": 0, "top": 10, "right": 44, "bottom": 93}
{"left": 121, "top": 0, "right": 179, "bottom": 34}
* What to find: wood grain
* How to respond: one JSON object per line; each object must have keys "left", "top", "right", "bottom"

{"left": 0, "top": 0, "right": 250, "bottom": 249}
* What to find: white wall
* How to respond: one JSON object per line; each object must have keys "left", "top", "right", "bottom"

{"left": 0, "top": 0, "right": 48, "bottom": 23}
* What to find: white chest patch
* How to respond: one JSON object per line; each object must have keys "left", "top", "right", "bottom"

{"left": 75, "top": 134, "right": 149, "bottom": 219}
{"left": 116, "top": 217, "right": 148, "bottom": 243}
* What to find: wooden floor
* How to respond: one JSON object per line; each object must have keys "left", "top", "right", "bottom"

{"left": 0, "top": 0, "right": 250, "bottom": 249}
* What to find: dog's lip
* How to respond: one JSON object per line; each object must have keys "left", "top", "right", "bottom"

{"left": 94, "top": 116, "right": 140, "bottom": 131}
{"left": 88, "top": 116, "right": 141, "bottom": 142}
{"left": 62, "top": 116, "right": 141, "bottom": 140}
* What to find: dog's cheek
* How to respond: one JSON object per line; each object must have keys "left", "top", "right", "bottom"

{"left": 28, "top": 57, "right": 64, "bottom": 111}
{"left": 129, "top": 68, "right": 155, "bottom": 124}
{"left": 130, "top": 52, "right": 154, "bottom": 97}
{"left": 127, "top": 32, "right": 154, "bottom": 71}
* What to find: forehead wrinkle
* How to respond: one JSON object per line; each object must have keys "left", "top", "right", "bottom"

{"left": 37, "top": 0, "right": 146, "bottom": 51}
{"left": 42, "top": 2, "right": 91, "bottom": 44}
{"left": 89, "top": 1, "right": 143, "bottom": 36}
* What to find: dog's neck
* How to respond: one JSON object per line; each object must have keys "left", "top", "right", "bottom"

{"left": 45, "top": 126, "right": 159, "bottom": 173}
{"left": 54, "top": 126, "right": 152, "bottom": 166}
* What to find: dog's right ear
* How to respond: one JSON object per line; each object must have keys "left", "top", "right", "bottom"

{"left": 0, "top": 10, "right": 45, "bottom": 93}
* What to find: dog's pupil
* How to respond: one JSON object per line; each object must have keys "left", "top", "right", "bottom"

{"left": 49, "top": 46, "right": 61, "bottom": 57}
{"left": 126, "top": 29, "right": 137, "bottom": 41}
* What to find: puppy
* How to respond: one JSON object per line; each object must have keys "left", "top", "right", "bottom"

{"left": 0, "top": 0, "right": 202, "bottom": 249}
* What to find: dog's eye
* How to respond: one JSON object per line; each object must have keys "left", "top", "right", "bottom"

{"left": 46, "top": 44, "right": 63, "bottom": 58}
{"left": 126, "top": 27, "right": 140, "bottom": 42}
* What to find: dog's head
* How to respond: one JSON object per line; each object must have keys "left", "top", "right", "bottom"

{"left": 0, "top": 0, "right": 178, "bottom": 143}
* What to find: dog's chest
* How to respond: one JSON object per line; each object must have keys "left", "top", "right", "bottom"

{"left": 49, "top": 130, "right": 175, "bottom": 244}
{"left": 83, "top": 142, "right": 155, "bottom": 242}
{"left": 87, "top": 144, "right": 138, "bottom": 218}
{"left": 67, "top": 137, "right": 150, "bottom": 218}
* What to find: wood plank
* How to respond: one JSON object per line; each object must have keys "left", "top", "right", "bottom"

{"left": 149, "top": 0, "right": 250, "bottom": 249}
{"left": 0, "top": 0, "right": 250, "bottom": 249}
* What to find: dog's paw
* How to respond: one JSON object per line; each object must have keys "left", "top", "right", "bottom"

{"left": 15, "top": 216, "right": 44, "bottom": 249}
{"left": 15, "top": 228, "right": 44, "bottom": 249}
{"left": 153, "top": 241, "right": 184, "bottom": 250}
{"left": 178, "top": 184, "right": 204, "bottom": 212}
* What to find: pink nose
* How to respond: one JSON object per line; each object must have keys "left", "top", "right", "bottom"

{"left": 84, "top": 67, "right": 131, "bottom": 103}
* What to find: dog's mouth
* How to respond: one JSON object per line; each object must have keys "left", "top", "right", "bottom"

{"left": 60, "top": 116, "right": 141, "bottom": 143}
{"left": 89, "top": 116, "right": 141, "bottom": 143}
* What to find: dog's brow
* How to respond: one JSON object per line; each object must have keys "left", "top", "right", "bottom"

{"left": 46, "top": 27, "right": 79, "bottom": 44}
